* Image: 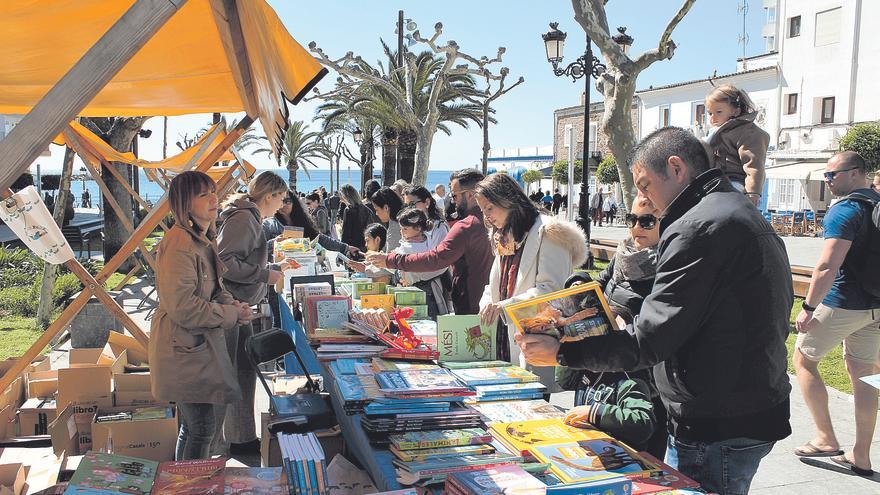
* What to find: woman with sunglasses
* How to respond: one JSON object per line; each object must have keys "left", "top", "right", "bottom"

{"left": 559, "top": 197, "right": 668, "bottom": 459}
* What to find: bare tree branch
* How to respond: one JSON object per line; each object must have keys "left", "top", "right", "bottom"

{"left": 572, "top": 0, "right": 623, "bottom": 65}
{"left": 633, "top": 0, "right": 696, "bottom": 70}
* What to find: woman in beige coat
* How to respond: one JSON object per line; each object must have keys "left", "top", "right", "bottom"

{"left": 149, "top": 171, "right": 253, "bottom": 460}
{"left": 476, "top": 173, "right": 588, "bottom": 391}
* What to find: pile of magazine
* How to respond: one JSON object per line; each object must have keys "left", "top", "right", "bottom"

{"left": 447, "top": 365, "right": 546, "bottom": 403}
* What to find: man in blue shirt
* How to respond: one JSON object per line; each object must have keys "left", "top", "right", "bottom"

{"left": 793, "top": 151, "right": 880, "bottom": 477}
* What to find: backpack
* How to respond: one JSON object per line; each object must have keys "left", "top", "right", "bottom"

{"left": 843, "top": 190, "right": 880, "bottom": 297}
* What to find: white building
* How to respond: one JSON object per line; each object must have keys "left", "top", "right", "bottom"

{"left": 763, "top": 0, "right": 879, "bottom": 212}
{"left": 487, "top": 145, "right": 554, "bottom": 192}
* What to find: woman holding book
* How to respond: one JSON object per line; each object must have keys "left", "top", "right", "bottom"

{"left": 560, "top": 197, "right": 668, "bottom": 458}
{"left": 149, "top": 171, "right": 253, "bottom": 460}
{"left": 476, "top": 173, "right": 588, "bottom": 390}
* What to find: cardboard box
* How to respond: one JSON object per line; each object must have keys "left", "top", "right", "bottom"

{"left": 113, "top": 391, "right": 158, "bottom": 407}
{"left": 0, "top": 463, "right": 25, "bottom": 495}
{"left": 25, "top": 370, "right": 57, "bottom": 399}
{"left": 16, "top": 397, "right": 56, "bottom": 436}
{"left": 0, "top": 377, "right": 24, "bottom": 441}
{"left": 56, "top": 345, "right": 127, "bottom": 411}
{"left": 91, "top": 406, "right": 178, "bottom": 462}
{"left": 114, "top": 372, "right": 151, "bottom": 393}
{"left": 259, "top": 413, "right": 343, "bottom": 469}
{"left": 50, "top": 402, "right": 177, "bottom": 461}
{"left": 107, "top": 331, "right": 148, "bottom": 364}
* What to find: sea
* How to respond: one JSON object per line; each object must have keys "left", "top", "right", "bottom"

{"left": 50, "top": 168, "right": 458, "bottom": 207}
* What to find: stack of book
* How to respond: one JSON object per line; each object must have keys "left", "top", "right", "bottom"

{"left": 625, "top": 451, "right": 701, "bottom": 494}
{"left": 370, "top": 358, "right": 440, "bottom": 373}
{"left": 327, "top": 357, "right": 369, "bottom": 378}
{"left": 388, "top": 429, "right": 520, "bottom": 486}
{"left": 315, "top": 343, "right": 388, "bottom": 361}
{"left": 335, "top": 374, "right": 383, "bottom": 414}
{"left": 375, "top": 368, "right": 472, "bottom": 398}
{"left": 490, "top": 418, "right": 662, "bottom": 485}
{"left": 362, "top": 401, "right": 483, "bottom": 437}
{"left": 469, "top": 399, "right": 566, "bottom": 424}
{"left": 448, "top": 366, "right": 546, "bottom": 403}
{"left": 445, "top": 465, "right": 547, "bottom": 495}
{"left": 279, "top": 431, "right": 329, "bottom": 495}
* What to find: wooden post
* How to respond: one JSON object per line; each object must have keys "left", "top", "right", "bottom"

{"left": 0, "top": 117, "right": 254, "bottom": 395}
{"left": 0, "top": 0, "right": 188, "bottom": 192}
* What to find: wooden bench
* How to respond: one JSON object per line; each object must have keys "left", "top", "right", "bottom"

{"left": 61, "top": 221, "right": 103, "bottom": 258}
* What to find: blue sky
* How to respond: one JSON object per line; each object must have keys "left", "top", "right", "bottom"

{"left": 36, "top": 1, "right": 770, "bottom": 173}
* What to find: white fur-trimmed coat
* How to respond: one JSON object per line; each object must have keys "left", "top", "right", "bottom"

{"left": 479, "top": 214, "right": 588, "bottom": 390}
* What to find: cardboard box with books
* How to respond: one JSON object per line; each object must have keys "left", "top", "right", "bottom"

{"left": 15, "top": 397, "right": 55, "bottom": 436}
{"left": 503, "top": 282, "right": 618, "bottom": 342}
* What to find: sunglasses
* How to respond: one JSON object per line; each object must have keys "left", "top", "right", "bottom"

{"left": 625, "top": 213, "right": 658, "bottom": 230}
{"left": 823, "top": 167, "right": 859, "bottom": 181}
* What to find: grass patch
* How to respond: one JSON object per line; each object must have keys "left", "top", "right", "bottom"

{"left": 0, "top": 317, "right": 47, "bottom": 361}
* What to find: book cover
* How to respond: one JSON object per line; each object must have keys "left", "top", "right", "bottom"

{"left": 152, "top": 458, "right": 225, "bottom": 495}
{"left": 448, "top": 464, "right": 546, "bottom": 495}
{"left": 224, "top": 467, "right": 286, "bottom": 494}
{"left": 436, "top": 315, "right": 496, "bottom": 363}
{"left": 490, "top": 418, "right": 610, "bottom": 454}
{"left": 503, "top": 282, "right": 617, "bottom": 341}
{"left": 360, "top": 294, "right": 395, "bottom": 314}
{"left": 441, "top": 360, "right": 510, "bottom": 370}
{"left": 63, "top": 452, "right": 159, "bottom": 495}
{"left": 531, "top": 438, "right": 659, "bottom": 484}
{"left": 305, "top": 295, "right": 352, "bottom": 334}
{"left": 626, "top": 451, "right": 700, "bottom": 494}
{"left": 470, "top": 400, "right": 565, "bottom": 424}
{"left": 336, "top": 375, "right": 382, "bottom": 404}
{"left": 390, "top": 444, "right": 495, "bottom": 462}
{"left": 390, "top": 428, "right": 494, "bottom": 450}
{"left": 386, "top": 286, "right": 427, "bottom": 305}
{"left": 474, "top": 382, "right": 547, "bottom": 395}
{"left": 375, "top": 369, "right": 467, "bottom": 394}
{"left": 450, "top": 366, "right": 540, "bottom": 386}
{"left": 545, "top": 476, "right": 632, "bottom": 495}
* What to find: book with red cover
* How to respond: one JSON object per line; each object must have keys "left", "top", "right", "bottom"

{"left": 627, "top": 451, "right": 701, "bottom": 494}
{"left": 152, "top": 458, "right": 226, "bottom": 495}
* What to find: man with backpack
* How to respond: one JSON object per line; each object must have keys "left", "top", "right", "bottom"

{"left": 793, "top": 151, "right": 880, "bottom": 477}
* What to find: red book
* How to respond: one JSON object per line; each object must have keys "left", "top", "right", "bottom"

{"left": 627, "top": 451, "right": 701, "bottom": 494}
{"left": 152, "top": 458, "right": 226, "bottom": 495}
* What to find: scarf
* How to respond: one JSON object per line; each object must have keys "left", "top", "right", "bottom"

{"left": 612, "top": 238, "right": 658, "bottom": 283}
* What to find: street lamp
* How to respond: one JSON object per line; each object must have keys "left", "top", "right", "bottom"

{"left": 612, "top": 27, "right": 634, "bottom": 55}
{"left": 542, "top": 22, "right": 607, "bottom": 267}
{"left": 352, "top": 127, "right": 363, "bottom": 145}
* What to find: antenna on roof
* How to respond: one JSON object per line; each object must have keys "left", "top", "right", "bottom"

{"left": 738, "top": 1, "right": 750, "bottom": 69}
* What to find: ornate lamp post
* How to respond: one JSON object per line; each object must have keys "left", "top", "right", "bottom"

{"left": 542, "top": 22, "right": 605, "bottom": 266}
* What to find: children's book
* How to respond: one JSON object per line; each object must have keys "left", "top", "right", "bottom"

{"left": 450, "top": 366, "right": 540, "bottom": 386}
{"left": 360, "top": 294, "right": 395, "bottom": 314}
{"left": 489, "top": 418, "right": 610, "bottom": 455}
{"left": 544, "top": 476, "right": 632, "bottom": 495}
{"left": 436, "top": 315, "right": 496, "bottom": 363}
{"left": 446, "top": 464, "right": 547, "bottom": 495}
{"left": 224, "top": 467, "right": 286, "bottom": 494}
{"left": 441, "top": 360, "right": 510, "bottom": 370}
{"left": 152, "top": 458, "right": 225, "bottom": 495}
{"left": 375, "top": 368, "right": 468, "bottom": 395}
{"left": 470, "top": 400, "right": 565, "bottom": 424}
{"left": 394, "top": 454, "right": 520, "bottom": 484}
{"left": 63, "top": 452, "right": 159, "bottom": 495}
{"left": 390, "top": 428, "right": 494, "bottom": 451}
{"left": 305, "top": 295, "right": 352, "bottom": 334}
{"left": 626, "top": 451, "right": 700, "bottom": 494}
{"left": 531, "top": 438, "right": 660, "bottom": 484}
{"left": 390, "top": 444, "right": 495, "bottom": 462}
{"left": 503, "top": 282, "right": 617, "bottom": 341}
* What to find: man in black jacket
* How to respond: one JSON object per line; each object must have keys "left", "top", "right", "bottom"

{"left": 518, "top": 127, "right": 792, "bottom": 495}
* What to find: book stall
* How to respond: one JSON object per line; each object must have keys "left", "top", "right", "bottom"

{"left": 265, "top": 236, "right": 711, "bottom": 495}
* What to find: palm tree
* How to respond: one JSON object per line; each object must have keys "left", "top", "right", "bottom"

{"left": 256, "top": 121, "right": 328, "bottom": 192}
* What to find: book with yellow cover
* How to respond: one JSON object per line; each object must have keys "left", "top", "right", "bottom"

{"left": 489, "top": 418, "right": 610, "bottom": 455}
{"left": 531, "top": 437, "right": 660, "bottom": 484}
{"left": 503, "top": 282, "right": 617, "bottom": 341}
{"left": 360, "top": 294, "right": 395, "bottom": 314}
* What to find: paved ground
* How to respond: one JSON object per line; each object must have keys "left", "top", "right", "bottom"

{"left": 588, "top": 223, "right": 824, "bottom": 268}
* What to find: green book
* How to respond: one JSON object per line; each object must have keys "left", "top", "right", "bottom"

{"left": 436, "top": 315, "right": 497, "bottom": 363}
{"left": 387, "top": 286, "right": 427, "bottom": 305}
{"left": 351, "top": 281, "right": 387, "bottom": 299}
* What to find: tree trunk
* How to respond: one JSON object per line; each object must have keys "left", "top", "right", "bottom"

{"left": 412, "top": 128, "right": 434, "bottom": 186}
{"left": 381, "top": 129, "right": 397, "bottom": 186}
{"left": 86, "top": 117, "right": 147, "bottom": 273}
{"left": 35, "top": 145, "right": 75, "bottom": 328}
{"left": 599, "top": 72, "right": 638, "bottom": 210}
{"left": 398, "top": 130, "right": 417, "bottom": 183}
{"left": 481, "top": 105, "right": 490, "bottom": 175}
{"left": 287, "top": 159, "right": 298, "bottom": 192}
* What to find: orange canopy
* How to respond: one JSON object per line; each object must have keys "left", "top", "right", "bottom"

{"left": 0, "top": 0, "right": 326, "bottom": 152}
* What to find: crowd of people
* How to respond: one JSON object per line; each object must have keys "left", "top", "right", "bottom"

{"left": 147, "top": 84, "right": 879, "bottom": 494}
